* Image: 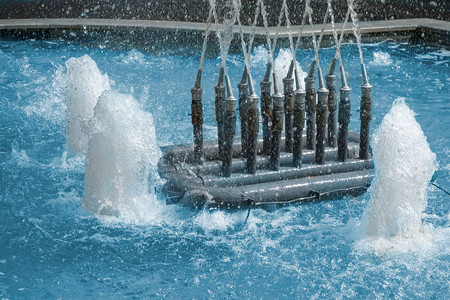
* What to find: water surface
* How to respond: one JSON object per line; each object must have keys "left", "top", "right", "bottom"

{"left": 0, "top": 39, "right": 449, "bottom": 298}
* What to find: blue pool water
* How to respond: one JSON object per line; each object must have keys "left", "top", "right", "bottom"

{"left": 0, "top": 39, "right": 449, "bottom": 298}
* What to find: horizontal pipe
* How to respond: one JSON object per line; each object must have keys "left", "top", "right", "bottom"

{"left": 166, "top": 142, "right": 361, "bottom": 176}
{"left": 201, "top": 159, "right": 373, "bottom": 187}
{"left": 161, "top": 169, "right": 373, "bottom": 209}
{"left": 160, "top": 131, "right": 362, "bottom": 166}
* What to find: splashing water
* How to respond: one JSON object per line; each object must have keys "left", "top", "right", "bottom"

{"left": 65, "top": 55, "right": 162, "bottom": 218}
{"left": 364, "top": 98, "right": 437, "bottom": 239}
{"left": 83, "top": 90, "right": 161, "bottom": 217}
{"left": 369, "top": 51, "right": 393, "bottom": 66}
{"left": 65, "top": 55, "right": 110, "bottom": 153}
{"left": 274, "top": 49, "right": 306, "bottom": 92}
{"left": 213, "top": 0, "right": 239, "bottom": 70}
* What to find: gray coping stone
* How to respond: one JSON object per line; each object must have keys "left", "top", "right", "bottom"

{"left": 0, "top": 18, "right": 448, "bottom": 48}
{"left": 0, "top": 18, "right": 448, "bottom": 36}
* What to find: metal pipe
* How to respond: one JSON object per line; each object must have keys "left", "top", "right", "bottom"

{"left": 293, "top": 89, "right": 306, "bottom": 167}
{"left": 215, "top": 67, "right": 225, "bottom": 162}
{"left": 269, "top": 92, "right": 284, "bottom": 171}
{"left": 260, "top": 63, "right": 272, "bottom": 156}
{"left": 327, "top": 58, "right": 337, "bottom": 147}
{"left": 202, "top": 159, "right": 373, "bottom": 188}
{"left": 160, "top": 131, "right": 362, "bottom": 167}
{"left": 222, "top": 75, "right": 237, "bottom": 177}
{"left": 315, "top": 87, "right": 329, "bottom": 164}
{"left": 238, "top": 68, "right": 248, "bottom": 157}
{"left": 167, "top": 142, "right": 361, "bottom": 176}
{"left": 359, "top": 82, "right": 372, "bottom": 159}
{"left": 246, "top": 92, "right": 259, "bottom": 174}
{"left": 283, "top": 61, "right": 295, "bottom": 153}
{"left": 191, "top": 84, "right": 203, "bottom": 164}
{"left": 338, "top": 85, "right": 351, "bottom": 162}
{"left": 305, "top": 61, "right": 316, "bottom": 150}
{"left": 162, "top": 166, "right": 373, "bottom": 209}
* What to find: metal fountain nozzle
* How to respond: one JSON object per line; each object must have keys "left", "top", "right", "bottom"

{"left": 269, "top": 91, "right": 285, "bottom": 171}
{"left": 238, "top": 68, "right": 249, "bottom": 157}
{"left": 194, "top": 68, "right": 202, "bottom": 88}
{"left": 337, "top": 85, "right": 351, "bottom": 162}
{"left": 287, "top": 60, "right": 295, "bottom": 79}
{"left": 263, "top": 62, "right": 272, "bottom": 82}
{"left": 246, "top": 87, "right": 259, "bottom": 174}
{"left": 240, "top": 67, "right": 247, "bottom": 85}
{"left": 359, "top": 79, "right": 372, "bottom": 160}
{"left": 315, "top": 86, "right": 329, "bottom": 164}
{"left": 247, "top": 73, "right": 257, "bottom": 97}
{"left": 293, "top": 88, "right": 306, "bottom": 168}
{"left": 217, "top": 66, "right": 224, "bottom": 86}
{"left": 225, "top": 72, "right": 234, "bottom": 99}
{"left": 294, "top": 68, "right": 301, "bottom": 90}
{"left": 308, "top": 60, "right": 316, "bottom": 79}
{"left": 221, "top": 74, "right": 237, "bottom": 178}
{"left": 361, "top": 63, "right": 370, "bottom": 86}
{"left": 191, "top": 82, "right": 203, "bottom": 164}
{"left": 328, "top": 57, "right": 337, "bottom": 76}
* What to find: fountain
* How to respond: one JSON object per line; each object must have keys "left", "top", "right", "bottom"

{"left": 0, "top": 0, "right": 449, "bottom": 298}
{"left": 364, "top": 98, "right": 437, "bottom": 238}
{"left": 159, "top": 0, "right": 375, "bottom": 208}
{"left": 66, "top": 55, "right": 161, "bottom": 216}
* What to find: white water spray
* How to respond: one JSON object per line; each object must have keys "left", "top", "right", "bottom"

{"left": 274, "top": 49, "right": 306, "bottom": 92}
{"left": 65, "top": 55, "right": 161, "bottom": 218}
{"left": 65, "top": 55, "right": 110, "bottom": 153}
{"left": 83, "top": 90, "right": 161, "bottom": 217}
{"left": 364, "top": 98, "right": 437, "bottom": 238}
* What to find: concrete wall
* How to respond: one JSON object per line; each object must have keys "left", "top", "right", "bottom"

{"left": 0, "top": 0, "right": 448, "bottom": 24}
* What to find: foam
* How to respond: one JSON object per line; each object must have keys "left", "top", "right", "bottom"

{"left": 364, "top": 98, "right": 437, "bottom": 239}
{"left": 369, "top": 51, "right": 393, "bottom": 66}
{"left": 65, "top": 55, "right": 110, "bottom": 153}
{"left": 83, "top": 90, "right": 161, "bottom": 218}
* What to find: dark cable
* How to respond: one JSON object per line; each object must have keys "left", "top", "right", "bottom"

{"left": 431, "top": 182, "right": 450, "bottom": 197}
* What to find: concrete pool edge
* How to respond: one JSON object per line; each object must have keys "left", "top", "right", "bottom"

{"left": 0, "top": 18, "right": 449, "bottom": 48}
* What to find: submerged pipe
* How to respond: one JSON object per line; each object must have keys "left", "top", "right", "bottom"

{"left": 191, "top": 79, "right": 203, "bottom": 164}
{"left": 359, "top": 82, "right": 372, "bottom": 159}
{"left": 283, "top": 61, "right": 295, "bottom": 153}
{"left": 222, "top": 74, "right": 237, "bottom": 177}
{"left": 305, "top": 61, "right": 316, "bottom": 150}
{"left": 215, "top": 67, "right": 225, "bottom": 161}
{"left": 315, "top": 87, "right": 329, "bottom": 164}
{"left": 238, "top": 68, "right": 248, "bottom": 157}
{"left": 327, "top": 58, "right": 337, "bottom": 147}
{"left": 338, "top": 85, "right": 351, "bottom": 161}
{"left": 260, "top": 63, "right": 272, "bottom": 156}
{"left": 293, "top": 89, "right": 306, "bottom": 167}
{"left": 269, "top": 92, "right": 284, "bottom": 171}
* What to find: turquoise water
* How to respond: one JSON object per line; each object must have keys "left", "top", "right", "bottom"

{"left": 0, "top": 39, "right": 449, "bottom": 298}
